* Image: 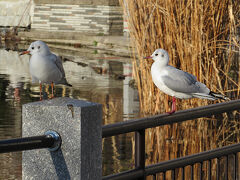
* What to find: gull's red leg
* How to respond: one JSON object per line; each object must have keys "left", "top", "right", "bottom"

{"left": 39, "top": 83, "right": 42, "bottom": 101}
{"left": 14, "top": 88, "right": 20, "bottom": 102}
{"left": 51, "top": 82, "right": 54, "bottom": 99}
{"left": 167, "top": 96, "right": 176, "bottom": 114}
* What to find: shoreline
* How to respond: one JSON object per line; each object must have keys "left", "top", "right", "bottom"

{"left": 15, "top": 30, "right": 132, "bottom": 57}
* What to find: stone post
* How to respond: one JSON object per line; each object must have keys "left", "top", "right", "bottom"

{"left": 22, "top": 97, "right": 102, "bottom": 180}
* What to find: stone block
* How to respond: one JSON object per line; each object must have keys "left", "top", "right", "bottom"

{"left": 22, "top": 97, "right": 102, "bottom": 180}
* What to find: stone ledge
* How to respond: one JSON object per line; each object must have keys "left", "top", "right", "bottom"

{"left": 17, "top": 30, "right": 132, "bottom": 57}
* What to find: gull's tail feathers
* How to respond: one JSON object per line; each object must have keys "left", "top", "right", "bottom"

{"left": 192, "top": 91, "right": 230, "bottom": 101}
{"left": 209, "top": 91, "right": 230, "bottom": 101}
{"left": 58, "top": 78, "right": 72, "bottom": 87}
{"left": 192, "top": 93, "right": 218, "bottom": 100}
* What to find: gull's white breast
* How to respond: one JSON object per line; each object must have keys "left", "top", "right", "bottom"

{"left": 29, "top": 54, "right": 62, "bottom": 83}
{"left": 151, "top": 63, "right": 193, "bottom": 99}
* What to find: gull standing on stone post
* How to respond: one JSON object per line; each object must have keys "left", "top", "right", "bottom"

{"left": 144, "top": 48, "right": 229, "bottom": 114}
{"left": 20, "top": 40, "right": 72, "bottom": 100}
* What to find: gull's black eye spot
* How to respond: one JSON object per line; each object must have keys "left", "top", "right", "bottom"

{"left": 161, "top": 54, "right": 164, "bottom": 57}
{"left": 155, "top": 53, "right": 158, "bottom": 56}
{"left": 38, "top": 46, "right": 40, "bottom": 49}
{"left": 31, "top": 47, "right": 34, "bottom": 50}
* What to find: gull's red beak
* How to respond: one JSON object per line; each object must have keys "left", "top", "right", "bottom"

{"left": 144, "top": 56, "right": 152, "bottom": 59}
{"left": 20, "top": 51, "right": 30, "bottom": 56}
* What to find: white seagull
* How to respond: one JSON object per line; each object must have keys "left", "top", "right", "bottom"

{"left": 20, "top": 40, "right": 72, "bottom": 100}
{"left": 144, "top": 49, "right": 229, "bottom": 114}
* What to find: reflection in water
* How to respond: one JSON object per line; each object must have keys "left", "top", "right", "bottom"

{"left": 1, "top": 42, "right": 239, "bottom": 179}
{"left": 0, "top": 74, "right": 23, "bottom": 180}
{"left": 0, "top": 42, "right": 139, "bottom": 179}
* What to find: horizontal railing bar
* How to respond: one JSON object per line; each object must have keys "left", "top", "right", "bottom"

{"left": 103, "top": 143, "right": 240, "bottom": 179}
{"left": 102, "top": 168, "right": 144, "bottom": 180}
{"left": 0, "top": 131, "right": 61, "bottom": 153}
{"left": 0, "top": 135, "right": 53, "bottom": 153}
{"left": 102, "top": 99, "right": 240, "bottom": 138}
{"left": 144, "top": 143, "right": 240, "bottom": 175}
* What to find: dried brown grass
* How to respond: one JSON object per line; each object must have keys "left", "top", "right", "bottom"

{"left": 121, "top": 0, "right": 239, "bottom": 113}
{"left": 120, "top": 0, "right": 240, "bottom": 179}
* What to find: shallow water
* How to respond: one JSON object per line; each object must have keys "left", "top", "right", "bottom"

{"left": 0, "top": 42, "right": 139, "bottom": 179}
{"left": 2, "top": 41, "right": 239, "bottom": 179}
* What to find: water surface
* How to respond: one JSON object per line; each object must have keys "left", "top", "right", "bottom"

{"left": 0, "top": 42, "right": 139, "bottom": 179}
{"left": 1, "top": 41, "right": 239, "bottom": 180}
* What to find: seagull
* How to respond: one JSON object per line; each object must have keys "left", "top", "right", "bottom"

{"left": 144, "top": 48, "right": 229, "bottom": 114}
{"left": 20, "top": 40, "right": 72, "bottom": 100}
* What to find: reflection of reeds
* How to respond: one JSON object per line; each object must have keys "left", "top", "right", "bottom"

{"left": 120, "top": 0, "right": 239, "bottom": 179}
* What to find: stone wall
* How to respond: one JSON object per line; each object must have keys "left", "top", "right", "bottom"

{"left": 0, "top": 0, "right": 123, "bottom": 35}
{"left": 32, "top": 3, "right": 123, "bottom": 35}
{"left": 34, "top": 0, "right": 119, "bottom": 6}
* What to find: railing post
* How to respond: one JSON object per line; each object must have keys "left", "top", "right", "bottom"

{"left": 135, "top": 129, "right": 145, "bottom": 180}
{"left": 22, "top": 97, "right": 102, "bottom": 180}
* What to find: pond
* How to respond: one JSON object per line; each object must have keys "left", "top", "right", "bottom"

{"left": 1, "top": 40, "right": 239, "bottom": 180}
{"left": 0, "top": 41, "right": 139, "bottom": 179}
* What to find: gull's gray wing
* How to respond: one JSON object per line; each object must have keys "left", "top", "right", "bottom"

{"left": 51, "top": 54, "right": 66, "bottom": 78}
{"left": 49, "top": 54, "right": 72, "bottom": 86}
{"left": 162, "top": 67, "right": 201, "bottom": 93}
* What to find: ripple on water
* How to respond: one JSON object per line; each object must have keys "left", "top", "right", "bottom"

{"left": 0, "top": 44, "right": 139, "bottom": 178}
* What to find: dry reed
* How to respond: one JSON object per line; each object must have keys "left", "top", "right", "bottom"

{"left": 120, "top": 0, "right": 240, "bottom": 179}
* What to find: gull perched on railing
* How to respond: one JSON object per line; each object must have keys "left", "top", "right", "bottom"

{"left": 144, "top": 49, "right": 229, "bottom": 114}
{"left": 20, "top": 40, "right": 72, "bottom": 100}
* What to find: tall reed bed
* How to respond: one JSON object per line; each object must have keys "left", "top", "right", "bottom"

{"left": 120, "top": 0, "right": 239, "bottom": 113}
{"left": 120, "top": 0, "right": 239, "bottom": 179}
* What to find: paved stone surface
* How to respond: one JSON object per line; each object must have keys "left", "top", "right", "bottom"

{"left": 22, "top": 97, "right": 102, "bottom": 180}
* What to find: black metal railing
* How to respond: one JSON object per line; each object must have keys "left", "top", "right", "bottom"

{"left": 102, "top": 99, "right": 240, "bottom": 180}
{"left": 103, "top": 143, "right": 240, "bottom": 180}
{"left": 0, "top": 130, "right": 61, "bottom": 153}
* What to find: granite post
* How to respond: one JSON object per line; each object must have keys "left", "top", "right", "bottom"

{"left": 22, "top": 97, "right": 102, "bottom": 180}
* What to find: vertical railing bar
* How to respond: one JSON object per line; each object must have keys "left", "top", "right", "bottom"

{"left": 135, "top": 129, "right": 145, "bottom": 180}
{"left": 226, "top": 156, "right": 228, "bottom": 180}
{"left": 152, "top": 174, "right": 156, "bottom": 180}
{"left": 235, "top": 153, "right": 238, "bottom": 180}
{"left": 191, "top": 165, "right": 194, "bottom": 180}
{"left": 182, "top": 167, "right": 185, "bottom": 180}
{"left": 208, "top": 160, "right": 211, "bottom": 180}
{"left": 217, "top": 158, "right": 220, "bottom": 180}
{"left": 200, "top": 162, "right": 203, "bottom": 180}
{"left": 163, "top": 172, "right": 166, "bottom": 180}
{"left": 172, "top": 169, "right": 175, "bottom": 180}
{"left": 233, "top": 153, "right": 236, "bottom": 180}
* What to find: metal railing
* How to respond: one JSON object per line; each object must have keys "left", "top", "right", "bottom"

{"left": 102, "top": 99, "right": 240, "bottom": 180}
{"left": 0, "top": 130, "right": 61, "bottom": 153}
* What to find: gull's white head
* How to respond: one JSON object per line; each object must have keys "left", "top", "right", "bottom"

{"left": 145, "top": 49, "right": 169, "bottom": 66}
{"left": 20, "top": 40, "right": 51, "bottom": 56}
